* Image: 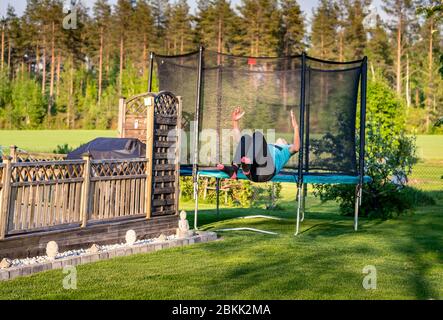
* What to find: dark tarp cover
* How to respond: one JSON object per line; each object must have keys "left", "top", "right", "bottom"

{"left": 67, "top": 138, "right": 146, "bottom": 160}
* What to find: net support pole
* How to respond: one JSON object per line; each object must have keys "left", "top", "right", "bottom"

{"left": 148, "top": 52, "right": 154, "bottom": 92}
{"left": 216, "top": 178, "right": 220, "bottom": 216}
{"left": 193, "top": 46, "right": 204, "bottom": 230}
{"left": 301, "top": 67, "right": 310, "bottom": 223}
{"left": 355, "top": 56, "right": 368, "bottom": 231}
{"left": 295, "top": 53, "right": 307, "bottom": 236}
{"left": 301, "top": 183, "right": 307, "bottom": 222}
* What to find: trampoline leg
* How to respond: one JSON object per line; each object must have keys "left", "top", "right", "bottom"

{"left": 354, "top": 184, "right": 361, "bottom": 231}
{"left": 301, "top": 183, "right": 307, "bottom": 222}
{"left": 216, "top": 178, "right": 220, "bottom": 216}
{"left": 194, "top": 179, "right": 199, "bottom": 230}
{"left": 295, "top": 184, "right": 302, "bottom": 236}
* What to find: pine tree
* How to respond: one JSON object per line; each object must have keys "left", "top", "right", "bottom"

{"left": 238, "top": 0, "right": 281, "bottom": 56}
{"left": 342, "top": 0, "right": 369, "bottom": 60}
{"left": 60, "top": 1, "right": 88, "bottom": 128}
{"left": 129, "top": 0, "right": 155, "bottom": 74}
{"left": 113, "top": 0, "right": 135, "bottom": 94}
{"left": 382, "top": 0, "right": 415, "bottom": 95}
{"left": 279, "top": 0, "right": 305, "bottom": 55}
{"left": 93, "top": 0, "right": 112, "bottom": 104}
{"left": 310, "top": 0, "right": 340, "bottom": 60}
{"left": 416, "top": 0, "right": 442, "bottom": 131}
{"left": 149, "top": 0, "right": 170, "bottom": 51}
{"left": 366, "top": 15, "right": 393, "bottom": 81}
{"left": 195, "top": 0, "right": 240, "bottom": 53}
{"left": 2, "top": 5, "right": 21, "bottom": 73}
{"left": 165, "top": 0, "right": 193, "bottom": 55}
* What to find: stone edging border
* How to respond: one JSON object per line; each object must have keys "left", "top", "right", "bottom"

{"left": 0, "top": 231, "right": 218, "bottom": 281}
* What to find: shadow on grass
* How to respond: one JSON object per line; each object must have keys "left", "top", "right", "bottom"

{"left": 390, "top": 197, "right": 443, "bottom": 299}
{"left": 182, "top": 189, "right": 443, "bottom": 299}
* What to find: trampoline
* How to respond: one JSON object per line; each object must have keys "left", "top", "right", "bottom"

{"left": 149, "top": 47, "right": 369, "bottom": 235}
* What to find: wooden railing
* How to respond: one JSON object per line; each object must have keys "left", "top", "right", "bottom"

{"left": 0, "top": 155, "right": 151, "bottom": 238}
{"left": 88, "top": 159, "right": 148, "bottom": 222}
{"left": 8, "top": 145, "right": 67, "bottom": 163}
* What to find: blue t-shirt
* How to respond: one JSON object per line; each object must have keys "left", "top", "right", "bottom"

{"left": 269, "top": 144, "right": 292, "bottom": 174}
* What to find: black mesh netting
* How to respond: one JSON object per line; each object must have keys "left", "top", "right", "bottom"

{"left": 155, "top": 51, "right": 363, "bottom": 175}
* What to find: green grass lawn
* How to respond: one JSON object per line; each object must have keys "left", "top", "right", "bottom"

{"left": 0, "top": 131, "right": 440, "bottom": 159}
{"left": 0, "top": 130, "right": 118, "bottom": 153}
{"left": 0, "top": 131, "right": 441, "bottom": 299}
{"left": 0, "top": 183, "right": 441, "bottom": 300}
{"left": 409, "top": 160, "right": 443, "bottom": 190}
{"left": 415, "top": 135, "right": 443, "bottom": 160}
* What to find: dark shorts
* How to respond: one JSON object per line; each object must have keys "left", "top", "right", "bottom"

{"left": 234, "top": 131, "right": 276, "bottom": 183}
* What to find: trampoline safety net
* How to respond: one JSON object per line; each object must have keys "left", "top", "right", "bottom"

{"left": 154, "top": 50, "right": 365, "bottom": 176}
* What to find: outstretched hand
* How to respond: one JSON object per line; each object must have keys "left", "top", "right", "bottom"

{"left": 232, "top": 106, "right": 245, "bottom": 122}
{"left": 290, "top": 110, "right": 298, "bottom": 129}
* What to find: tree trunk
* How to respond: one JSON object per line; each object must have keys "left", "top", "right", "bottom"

{"left": 98, "top": 28, "right": 104, "bottom": 104}
{"left": 68, "top": 56, "right": 74, "bottom": 128}
{"left": 415, "top": 88, "right": 420, "bottom": 106}
{"left": 217, "top": 18, "right": 223, "bottom": 54}
{"left": 180, "top": 32, "right": 184, "bottom": 54}
{"left": 119, "top": 35, "right": 124, "bottom": 96}
{"left": 396, "top": 15, "right": 402, "bottom": 95}
{"left": 56, "top": 51, "right": 61, "bottom": 99}
{"left": 370, "top": 62, "right": 376, "bottom": 80}
{"left": 21, "top": 60, "right": 24, "bottom": 79}
{"left": 1, "top": 27, "right": 4, "bottom": 71}
{"left": 106, "top": 51, "right": 109, "bottom": 74}
{"left": 426, "top": 18, "right": 434, "bottom": 132}
{"left": 173, "top": 36, "right": 177, "bottom": 55}
{"left": 339, "top": 31, "right": 344, "bottom": 62}
{"left": 142, "top": 33, "right": 147, "bottom": 76}
{"left": 49, "top": 21, "right": 56, "bottom": 109}
{"left": 321, "top": 33, "right": 324, "bottom": 59}
{"left": 405, "top": 54, "right": 410, "bottom": 109}
{"left": 42, "top": 34, "right": 46, "bottom": 95}
{"left": 7, "top": 37, "right": 11, "bottom": 70}
{"left": 36, "top": 46, "right": 40, "bottom": 76}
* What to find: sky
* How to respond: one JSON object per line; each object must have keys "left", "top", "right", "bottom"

{"left": 1, "top": 0, "right": 385, "bottom": 22}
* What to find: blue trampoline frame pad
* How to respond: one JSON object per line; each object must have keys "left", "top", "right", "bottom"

{"left": 180, "top": 168, "right": 372, "bottom": 184}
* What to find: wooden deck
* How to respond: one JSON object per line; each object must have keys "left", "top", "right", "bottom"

{"left": 0, "top": 214, "right": 177, "bottom": 259}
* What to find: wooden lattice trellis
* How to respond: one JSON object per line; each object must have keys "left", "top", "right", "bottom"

{"left": 8, "top": 146, "right": 67, "bottom": 163}
{"left": 150, "top": 92, "right": 181, "bottom": 217}
{"left": 10, "top": 161, "right": 84, "bottom": 184}
{"left": 118, "top": 92, "right": 156, "bottom": 144}
{"left": 90, "top": 159, "right": 147, "bottom": 177}
{"left": 15, "top": 152, "right": 67, "bottom": 163}
{"left": 118, "top": 91, "right": 182, "bottom": 218}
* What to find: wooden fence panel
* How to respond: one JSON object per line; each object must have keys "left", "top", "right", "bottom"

{"left": 88, "top": 159, "right": 147, "bottom": 222}
{"left": 6, "top": 160, "right": 85, "bottom": 234}
{"left": 150, "top": 93, "right": 181, "bottom": 217}
{"left": 0, "top": 164, "right": 3, "bottom": 192}
{"left": 1, "top": 92, "right": 182, "bottom": 238}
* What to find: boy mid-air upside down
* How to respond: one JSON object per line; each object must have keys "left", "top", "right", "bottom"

{"left": 217, "top": 107, "right": 300, "bottom": 182}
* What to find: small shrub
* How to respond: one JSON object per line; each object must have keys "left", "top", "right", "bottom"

{"left": 314, "top": 79, "right": 424, "bottom": 219}
{"left": 179, "top": 176, "right": 194, "bottom": 200}
{"left": 314, "top": 184, "right": 435, "bottom": 219}
{"left": 179, "top": 176, "right": 281, "bottom": 209}
{"left": 53, "top": 144, "right": 73, "bottom": 154}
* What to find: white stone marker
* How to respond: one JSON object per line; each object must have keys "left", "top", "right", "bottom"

{"left": 87, "top": 244, "right": 100, "bottom": 254}
{"left": 46, "top": 241, "right": 59, "bottom": 260}
{"left": 0, "top": 258, "right": 11, "bottom": 269}
{"left": 125, "top": 230, "right": 137, "bottom": 245}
